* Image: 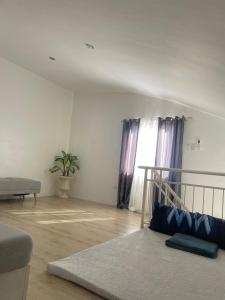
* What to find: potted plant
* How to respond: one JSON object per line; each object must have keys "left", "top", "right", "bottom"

{"left": 49, "top": 151, "right": 80, "bottom": 198}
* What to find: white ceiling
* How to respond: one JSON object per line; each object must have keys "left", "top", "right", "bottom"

{"left": 0, "top": 0, "right": 225, "bottom": 117}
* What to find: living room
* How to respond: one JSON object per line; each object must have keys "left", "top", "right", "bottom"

{"left": 1, "top": 1, "right": 225, "bottom": 300}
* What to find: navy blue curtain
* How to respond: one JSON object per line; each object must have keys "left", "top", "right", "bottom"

{"left": 153, "top": 116, "right": 185, "bottom": 208}
{"left": 117, "top": 119, "right": 140, "bottom": 209}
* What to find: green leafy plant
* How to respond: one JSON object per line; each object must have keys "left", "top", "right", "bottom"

{"left": 49, "top": 151, "right": 80, "bottom": 177}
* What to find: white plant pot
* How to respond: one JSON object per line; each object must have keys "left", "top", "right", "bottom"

{"left": 57, "top": 176, "right": 73, "bottom": 199}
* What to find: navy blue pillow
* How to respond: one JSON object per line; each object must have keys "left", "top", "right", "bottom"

{"left": 150, "top": 202, "right": 193, "bottom": 236}
{"left": 149, "top": 202, "right": 225, "bottom": 249}
{"left": 193, "top": 212, "right": 225, "bottom": 249}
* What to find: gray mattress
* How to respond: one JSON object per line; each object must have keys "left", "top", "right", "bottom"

{"left": 48, "top": 229, "right": 225, "bottom": 300}
{"left": 0, "top": 178, "right": 41, "bottom": 195}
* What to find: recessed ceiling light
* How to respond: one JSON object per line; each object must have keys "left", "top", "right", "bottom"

{"left": 85, "top": 43, "right": 95, "bottom": 50}
{"left": 49, "top": 56, "right": 56, "bottom": 61}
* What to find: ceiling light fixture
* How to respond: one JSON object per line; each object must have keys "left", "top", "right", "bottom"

{"left": 85, "top": 43, "right": 95, "bottom": 50}
{"left": 49, "top": 56, "right": 56, "bottom": 61}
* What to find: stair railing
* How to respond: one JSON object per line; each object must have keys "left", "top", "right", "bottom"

{"left": 139, "top": 166, "right": 225, "bottom": 228}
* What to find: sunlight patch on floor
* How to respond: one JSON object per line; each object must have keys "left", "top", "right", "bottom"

{"left": 9, "top": 212, "right": 94, "bottom": 217}
{"left": 38, "top": 217, "right": 115, "bottom": 225}
{"left": 8, "top": 209, "right": 86, "bottom": 215}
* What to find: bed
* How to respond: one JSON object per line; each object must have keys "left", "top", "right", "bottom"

{"left": 48, "top": 166, "right": 225, "bottom": 300}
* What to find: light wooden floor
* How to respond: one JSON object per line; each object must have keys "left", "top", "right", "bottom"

{"left": 0, "top": 197, "right": 140, "bottom": 300}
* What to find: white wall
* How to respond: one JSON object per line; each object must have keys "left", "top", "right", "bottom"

{"left": 69, "top": 92, "right": 225, "bottom": 207}
{"left": 3, "top": 56, "right": 224, "bottom": 207}
{"left": 182, "top": 110, "right": 225, "bottom": 217}
{"left": 0, "top": 57, "right": 73, "bottom": 196}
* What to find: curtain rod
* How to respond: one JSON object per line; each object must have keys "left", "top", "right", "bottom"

{"left": 157, "top": 115, "right": 191, "bottom": 121}
{"left": 121, "top": 115, "right": 192, "bottom": 122}
{"left": 148, "top": 115, "right": 191, "bottom": 120}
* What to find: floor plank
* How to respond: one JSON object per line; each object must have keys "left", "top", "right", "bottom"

{"left": 0, "top": 197, "right": 140, "bottom": 300}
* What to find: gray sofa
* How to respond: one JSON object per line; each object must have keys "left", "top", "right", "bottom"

{"left": 0, "top": 224, "right": 33, "bottom": 300}
{"left": 0, "top": 178, "right": 41, "bottom": 201}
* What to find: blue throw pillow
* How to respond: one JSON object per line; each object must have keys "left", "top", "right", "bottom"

{"left": 193, "top": 212, "right": 225, "bottom": 249}
{"left": 150, "top": 202, "right": 193, "bottom": 236}
{"left": 149, "top": 202, "right": 225, "bottom": 249}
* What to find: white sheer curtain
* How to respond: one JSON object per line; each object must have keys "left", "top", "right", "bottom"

{"left": 129, "top": 118, "right": 158, "bottom": 212}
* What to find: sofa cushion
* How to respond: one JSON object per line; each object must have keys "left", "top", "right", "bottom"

{"left": 0, "top": 178, "right": 41, "bottom": 195}
{"left": 0, "top": 224, "right": 33, "bottom": 273}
